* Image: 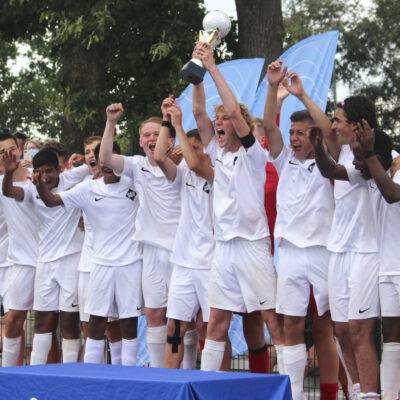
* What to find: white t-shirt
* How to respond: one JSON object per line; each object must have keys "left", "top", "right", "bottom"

{"left": 269, "top": 146, "right": 335, "bottom": 248}
{"left": 327, "top": 145, "right": 378, "bottom": 253}
{"left": 23, "top": 165, "right": 88, "bottom": 263}
{"left": 119, "top": 155, "right": 180, "bottom": 251}
{"left": 0, "top": 207, "right": 11, "bottom": 268}
{"left": 369, "top": 170, "right": 400, "bottom": 275}
{"left": 0, "top": 175, "right": 39, "bottom": 267}
{"left": 206, "top": 136, "right": 269, "bottom": 241}
{"left": 78, "top": 175, "right": 95, "bottom": 273}
{"left": 169, "top": 161, "right": 215, "bottom": 269}
{"left": 60, "top": 176, "right": 142, "bottom": 267}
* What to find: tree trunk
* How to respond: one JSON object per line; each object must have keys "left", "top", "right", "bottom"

{"left": 235, "top": 0, "right": 283, "bottom": 80}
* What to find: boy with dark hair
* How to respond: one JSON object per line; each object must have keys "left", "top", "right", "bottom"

{"left": 100, "top": 104, "right": 181, "bottom": 368}
{"left": 309, "top": 96, "right": 382, "bottom": 400}
{"left": 264, "top": 60, "right": 338, "bottom": 400}
{"left": 35, "top": 142, "right": 143, "bottom": 366}
{"left": 43, "top": 140, "right": 69, "bottom": 172}
{"left": 3, "top": 147, "right": 89, "bottom": 365}
{"left": 0, "top": 133, "right": 39, "bottom": 366}
{"left": 354, "top": 123, "right": 400, "bottom": 400}
{"left": 154, "top": 97, "right": 214, "bottom": 370}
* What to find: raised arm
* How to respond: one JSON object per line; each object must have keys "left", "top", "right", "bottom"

{"left": 154, "top": 96, "right": 178, "bottom": 181}
{"left": 32, "top": 170, "right": 64, "bottom": 207}
{"left": 308, "top": 126, "right": 349, "bottom": 181}
{"left": 99, "top": 103, "right": 125, "bottom": 174}
{"left": 284, "top": 72, "right": 340, "bottom": 160}
{"left": 284, "top": 71, "right": 334, "bottom": 146}
{"left": 2, "top": 150, "right": 24, "bottom": 201}
{"left": 357, "top": 120, "right": 400, "bottom": 203}
{"left": 263, "top": 60, "right": 287, "bottom": 159}
{"left": 195, "top": 42, "right": 249, "bottom": 138}
{"left": 192, "top": 80, "right": 214, "bottom": 147}
{"left": 170, "top": 104, "right": 214, "bottom": 183}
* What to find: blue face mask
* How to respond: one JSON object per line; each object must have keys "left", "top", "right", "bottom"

{"left": 30, "top": 149, "right": 39, "bottom": 157}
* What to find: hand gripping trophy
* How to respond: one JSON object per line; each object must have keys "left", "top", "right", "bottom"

{"left": 180, "top": 10, "right": 231, "bottom": 85}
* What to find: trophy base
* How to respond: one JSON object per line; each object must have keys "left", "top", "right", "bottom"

{"left": 180, "top": 60, "right": 206, "bottom": 85}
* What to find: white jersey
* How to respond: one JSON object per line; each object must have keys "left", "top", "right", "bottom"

{"left": 0, "top": 175, "right": 38, "bottom": 267}
{"left": 78, "top": 175, "right": 95, "bottom": 273}
{"left": 206, "top": 136, "right": 269, "bottom": 241}
{"left": 119, "top": 155, "right": 180, "bottom": 251}
{"left": 269, "top": 146, "right": 334, "bottom": 247}
{"left": 0, "top": 207, "right": 11, "bottom": 268}
{"left": 369, "top": 170, "right": 400, "bottom": 275}
{"left": 170, "top": 161, "right": 215, "bottom": 270}
{"left": 23, "top": 165, "right": 88, "bottom": 263}
{"left": 60, "top": 175, "right": 142, "bottom": 267}
{"left": 327, "top": 145, "right": 378, "bottom": 253}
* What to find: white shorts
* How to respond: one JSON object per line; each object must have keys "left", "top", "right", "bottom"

{"left": 85, "top": 261, "right": 143, "bottom": 319}
{"left": 142, "top": 244, "right": 173, "bottom": 309}
{"left": 34, "top": 253, "right": 80, "bottom": 313}
{"left": 276, "top": 240, "right": 330, "bottom": 317}
{"left": 328, "top": 252, "right": 379, "bottom": 322}
{"left": 78, "top": 271, "right": 90, "bottom": 322}
{"left": 0, "top": 266, "right": 12, "bottom": 313}
{"left": 379, "top": 275, "right": 400, "bottom": 317}
{"left": 8, "top": 264, "right": 35, "bottom": 311}
{"left": 208, "top": 237, "right": 277, "bottom": 313}
{"left": 166, "top": 265, "right": 210, "bottom": 323}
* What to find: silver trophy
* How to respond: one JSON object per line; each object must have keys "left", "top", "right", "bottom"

{"left": 180, "top": 10, "right": 231, "bottom": 85}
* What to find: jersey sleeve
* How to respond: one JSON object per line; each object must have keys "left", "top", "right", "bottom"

{"left": 245, "top": 140, "right": 269, "bottom": 170}
{"left": 116, "top": 155, "right": 138, "bottom": 179}
{"left": 59, "top": 180, "right": 89, "bottom": 211}
{"left": 205, "top": 135, "right": 218, "bottom": 166}
{"left": 344, "top": 163, "right": 365, "bottom": 185}
{"left": 267, "top": 145, "right": 290, "bottom": 176}
{"left": 61, "top": 164, "right": 90, "bottom": 187}
{"left": 170, "top": 162, "right": 185, "bottom": 189}
{"left": 22, "top": 181, "right": 34, "bottom": 203}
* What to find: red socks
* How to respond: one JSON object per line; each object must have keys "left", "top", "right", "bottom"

{"left": 320, "top": 383, "right": 339, "bottom": 400}
{"left": 248, "top": 343, "right": 269, "bottom": 373}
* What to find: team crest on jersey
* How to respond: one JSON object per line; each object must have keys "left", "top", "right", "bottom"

{"left": 126, "top": 188, "right": 137, "bottom": 200}
{"left": 202, "top": 182, "right": 210, "bottom": 194}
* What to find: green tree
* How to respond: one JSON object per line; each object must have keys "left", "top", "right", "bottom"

{"left": 282, "top": 0, "right": 400, "bottom": 143}
{"left": 0, "top": 0, "right": 206, "bottom": 154}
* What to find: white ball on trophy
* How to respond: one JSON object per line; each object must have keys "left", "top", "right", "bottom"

{"left": 180, "top": 10, "right": 232, "bottom": 85}
{"left": 203, "top": 10, "right": 231, "bottom": 40}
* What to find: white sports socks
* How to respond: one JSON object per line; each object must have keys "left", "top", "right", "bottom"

{"left": 275, "top": 344, "right": 285, "bottom": 374}
{"left": 84, "top": 338, "right": 105, "bottom": 364}
{"left": 62, "top": 338, "right": 80, "bottom": 363}
{"left": 2, "top": 336, "right": 22, "bottom": 367}
{"left": 200, "top": 339, "right": 226, "bottom": 371}
{"left": 30, "top": 332, "right": 52, "bottom": 365}
{"left": 182, "top": 329, "right": 199, "bottom": 370}
{"left": 283, "top": 344, "right": 307, "bottom": 400}
{"left": 109, "top": 340, "right": 122, "bottom": 365}
{"left": 381, "top": 342, "right": 400, "bottom": 400}
{"left": 121, "top": 338, "right": 138, "bottom": 366}
{"left": 147, "top": 325, "right": 167, "bottom": 367}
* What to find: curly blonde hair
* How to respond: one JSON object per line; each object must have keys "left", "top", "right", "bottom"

{"left": 213, "top": 103, "right": 253, "bottom": 129}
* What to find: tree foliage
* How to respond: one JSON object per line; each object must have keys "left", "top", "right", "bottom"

{"left": 282, "top": 0, "right": 400, "bottom": 142}
{"left": 0, "top": 0, "right": 206, "bottom": 154}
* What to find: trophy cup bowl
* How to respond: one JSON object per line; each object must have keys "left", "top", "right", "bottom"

{"left": 180, "top": 10, "right": 231, "bottom": 85}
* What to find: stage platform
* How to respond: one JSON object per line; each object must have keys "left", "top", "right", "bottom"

{"left": 0, "top": 363, "right": 292, "bottom": 400}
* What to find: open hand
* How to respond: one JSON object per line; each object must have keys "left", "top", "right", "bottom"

{"left": 267, "top": 60, "right": 288, "bottom": 86}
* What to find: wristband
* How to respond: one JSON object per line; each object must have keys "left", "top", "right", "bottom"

{"left": 363, "top": 150, "right": 375, "bottom": 159}
{"left": 162, "top": 120, "right": 172, "bottom": 128}
{"left": 239, "top": 132, "right": 256, "bottom": 148}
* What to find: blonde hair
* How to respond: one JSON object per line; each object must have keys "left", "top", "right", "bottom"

{"left": 139, "top": 117, "right": 162, "bottom": 136}
{"left": 213, "top": 103, "right": 253, "bottom": 129}
{"left": 24, "top": 140, "right": 41, "bottom": 150}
